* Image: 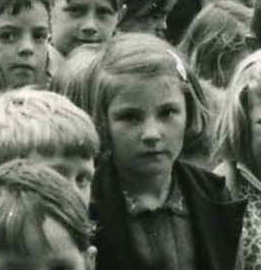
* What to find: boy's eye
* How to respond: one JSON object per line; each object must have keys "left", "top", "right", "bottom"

{"left": 51, "top": 165, "right": 69, "bottom": 178}
{"left": 159, "top": 107, "right": 179, "bottom": 119}
{"left": 0, "top": 30, "right": 18, "bottom": 43}
{"left": 97, "top": 7, "right": 114, "bottom": 18}
{"left": 64, "top": 6, "right": 85, "bottom": 18}
{"left": 33, "top": 30, "right": 48, "bottom": 43}
{"left": 76, "top": 173, "right": 91, "bottom": 189}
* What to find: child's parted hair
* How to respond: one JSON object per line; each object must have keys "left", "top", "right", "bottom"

{"left": 0, "top": 86, "right": 99, "bottom": 164}
{"left": 179, "top": 0, "right": 253, "bottom": 88}
{"left": 0, "top": 0, "right": 50, "bottom": 15}
{"left": 0, "top": 158, "right": 91, "bottom": 254}
{"left": 85, "top": 32, "right": 207, "bottom": 155}
{"left": 214, "top": 49, "right": 261, "bottom": 165}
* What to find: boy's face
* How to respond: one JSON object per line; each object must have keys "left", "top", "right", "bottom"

{"left": 51, "top": 0, "right": 119, "bottom": 56}
{"left": 29, "top": 152, "right": 95, "bottom": 207}
{"left": 0, "top": 216, "right": 96, "bottom": 270}
{"left": 0, "top": 2, "right": 49, "bottom": 89}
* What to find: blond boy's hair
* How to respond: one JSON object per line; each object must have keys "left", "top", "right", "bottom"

{"left": 0, "top": 86, "right": 99, "bottom": 164}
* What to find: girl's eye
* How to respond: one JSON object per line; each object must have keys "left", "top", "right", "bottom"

{"left": 116, "top": 112, "right": 142, "bottom": 124}
{"left": 76, "top": 173, "right": 91, "bottom": 189}
{"left": 0, "top": 30, "right": 17, "bottom": 43}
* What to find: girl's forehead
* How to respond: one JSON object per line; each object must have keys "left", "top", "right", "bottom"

{"left": 108, "top": 75, "right": 185, "bottom": 108}
{"left": 114, "top": 74, "right": 182, "bottom": 91}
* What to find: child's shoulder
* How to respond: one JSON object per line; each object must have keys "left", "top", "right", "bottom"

{"left": 177, "top": 159, "right": 226, "bottom": 182}
{"left": 176, "top": 159, "right": 229, "bottom": 200}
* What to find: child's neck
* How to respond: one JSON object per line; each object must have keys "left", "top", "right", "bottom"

{"left": 118, "top": 167, "right": 172, "bottom": 207}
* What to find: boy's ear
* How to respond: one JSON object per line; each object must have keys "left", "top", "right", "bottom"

{"left": 84, "top": 245, "right": 97, "bottom": 270}
{"left": 117, "top": 4, "right": 128, "bottom": 23}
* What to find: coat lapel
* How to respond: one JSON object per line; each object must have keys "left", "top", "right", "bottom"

{"left": 95, "top": 158, "right": 136, "bottom": 270}
{"left": 177, "top": 161, "right": 247, "bottom": 270}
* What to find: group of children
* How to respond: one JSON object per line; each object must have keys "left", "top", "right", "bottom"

{"left": 0, "top": 0, "right": 261, "bottom": 270}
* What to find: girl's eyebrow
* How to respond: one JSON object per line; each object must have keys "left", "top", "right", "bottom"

{"left": 0, "top": 24, "right": 19, "bottom": 30}
{"left": 110, "top": 104, "right": 141, "bottom": 111}
{"left": 111, "top": 107, "right": 142, "bottom": 116}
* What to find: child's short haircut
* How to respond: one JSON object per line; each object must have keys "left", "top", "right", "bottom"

{"left": 50, "top": 0, "right": 123, "bottom": 12}
{"left": 214, "top": 49, "right": 261, "bottom": 164}
{"left": 0, "top": 86, "right": 99, "bottom": 164}
{"left": 0, "top": 0, "right": 50, "bottom": 15}
{"left": 0, "top": 158, "right": 91, "bottom": 254}
{"left": 84, "top": 32, "right": 207, "bottom": 155}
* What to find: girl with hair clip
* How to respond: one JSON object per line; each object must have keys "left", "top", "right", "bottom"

{"left": 214, "top": 49, "right": 261, "bottom": 269}
{"left": 87, "top": 32, "right": 247, "bottom": 270}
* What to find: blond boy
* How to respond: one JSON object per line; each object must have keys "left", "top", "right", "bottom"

{"left": 0, "top": 87, "right": 99, "bottom": 206}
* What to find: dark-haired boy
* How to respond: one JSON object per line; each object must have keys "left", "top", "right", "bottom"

{"left": 51, "top": 0, "right": 123, "bottom": 56}
{"left": 0, "top": 0, "right": 50, "bottom": 89}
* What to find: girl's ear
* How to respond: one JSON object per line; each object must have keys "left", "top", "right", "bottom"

{"left": 84, "top": 245, "right": 97, "bottom": 270}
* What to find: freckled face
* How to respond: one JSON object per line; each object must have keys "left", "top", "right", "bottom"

{"left": 107, "top": 75, "right": 187, "bottom": 177}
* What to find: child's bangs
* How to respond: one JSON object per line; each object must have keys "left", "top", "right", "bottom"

{"left": 0, "top": 126, "right": 99, "bottom": 163}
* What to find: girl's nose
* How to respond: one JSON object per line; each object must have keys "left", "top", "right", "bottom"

{"left": 18, "top": 35, "right": 34, "bottom": 57}
{"left": 141, "top": 117, "right": 161, "bottom": 143}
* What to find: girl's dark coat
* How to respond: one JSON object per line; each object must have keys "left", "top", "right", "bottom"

{"left": 93, "top": 158, "right": 247, "bottom": 270}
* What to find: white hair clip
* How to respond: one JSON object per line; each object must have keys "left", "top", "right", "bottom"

{"left": 167, "top": 49, "right": 187, "bottom": 82}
